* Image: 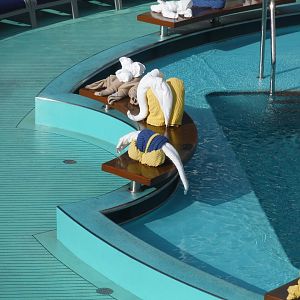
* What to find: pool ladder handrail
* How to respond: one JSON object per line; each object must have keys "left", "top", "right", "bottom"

{"left": 259, "top": 0, "right": 277, "bottom": 97}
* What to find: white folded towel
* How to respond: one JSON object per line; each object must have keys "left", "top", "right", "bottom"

{"left": 116, "top": 69, "right": 133, "bottom": 83}
{"left": 151, "top": 0, "right": 193, "bottom": 19}
{"left": 115, "top": 57, "right": 146, "bottom": 82}
{"left": 127, "top": 68, "right": 173, "bottom": 127}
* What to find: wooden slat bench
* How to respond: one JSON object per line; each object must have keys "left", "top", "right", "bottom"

{"left": 79, "top": 88, "right": 198, "bottom": 187}
{"left": 137, "top": 0, "right": 295, "bottom": 37}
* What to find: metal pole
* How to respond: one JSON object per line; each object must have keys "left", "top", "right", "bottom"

{"left": 160, "top": 26, "right": 168, "bottom": 39}
{"left": 259, "top": 0, "right": 268, "bottom": 79}
{"left": 118, "top": 0, "right": 122, "bottom": 10}
{"left": 130, "top": 181, "right": 141, "bottom": 193}
{"left": 269, "top": 0, "right": 276, "bottom": 96}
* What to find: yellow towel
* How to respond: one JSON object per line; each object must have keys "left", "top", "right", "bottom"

{"left": 128, "top": 134, "right": 166, "bottom": 167}
{"left": 146, "top": 78, "right": 185, "bottom": 127}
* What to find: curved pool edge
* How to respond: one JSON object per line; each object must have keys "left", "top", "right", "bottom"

{"left": 57, "top": 183, "right": 261, "bottom": 300}
{"left": 34, "top": 7, "right": 300, "bottom": 300}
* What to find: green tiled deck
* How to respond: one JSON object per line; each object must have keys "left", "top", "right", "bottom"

{"left": 0, "top": 3, "right": 156, "bottom": 299}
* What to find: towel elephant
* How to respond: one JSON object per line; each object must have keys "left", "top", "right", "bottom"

{"left": 116, "top": 129, "right": 189, "bottom": 194}
{"left": 85, "top": 75, "right": 122, "bottom": 95}
{"left": 107, "top": 77, "right": 141, "bottom": 104}
{"left": 127, "top": 69, "right": 185, "bottom": 127}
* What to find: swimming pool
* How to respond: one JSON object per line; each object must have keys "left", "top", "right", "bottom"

{"left": 122, "top": 26, "right": 300, "bottom": 298}
{"left": 38, "top": 11, "right": 300, "bottom": 299}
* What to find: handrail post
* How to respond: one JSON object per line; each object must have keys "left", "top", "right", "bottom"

{"left": 269, "top": 0, "right": 276, "bottom": 96}
{"left": 160, "top": 26, "right": 168, "bottom": 39}
{"left": 259, "top": 0, "right": 268, "bottom": 79}
{"left": 130, "top": 181, "right": 141, "bottom": 193}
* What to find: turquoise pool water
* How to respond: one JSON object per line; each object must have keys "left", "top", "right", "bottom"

{"left": 123, "top": 26, "right": 300, "bottom": 297}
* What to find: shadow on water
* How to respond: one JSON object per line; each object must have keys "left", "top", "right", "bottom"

{"left": 123, "top": 222, "right": 265, "bottom": 295}
{"left": 214, "top": 24, "right": 300, "bottom": 51}
{"left": 262, "top": 66, "right": 300, "bottom": 79}
{"left": 206, "top": 92, "right": 300, "bottom": 269}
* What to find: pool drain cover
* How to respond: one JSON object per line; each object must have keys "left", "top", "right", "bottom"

{"left": 63, "top": 159, "right": 77, "bottom": 164}
{"left": 96, "top": 288, "right": 113, "bottom": 295}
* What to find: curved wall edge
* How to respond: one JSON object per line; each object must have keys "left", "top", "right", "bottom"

{"left": 35, "top": 97, "right": 135, "bottom": 146}
{"left": 57, "top": 208, "right": 220, "bottom": 300}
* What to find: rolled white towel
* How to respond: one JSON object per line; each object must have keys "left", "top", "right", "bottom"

{"left": 151, "top": 0, "right": 164, "bottom": 12}
{"left": 130, "top": 62, "right": 146, "bottom": 78}
{"left": 119, "top": 57, "right": 133, "bottom": 69}
{"left": 115, "top": 57, "right": 146, "bottom": 82}
{"left": 116, "top": 69, "right": 133, "bottom": 83}
{"left": 161, "top": 9, "right": 178, "bottom": 19}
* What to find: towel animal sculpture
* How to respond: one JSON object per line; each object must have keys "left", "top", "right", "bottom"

{"left": 85, "top": 57, "right": 145, "bottom": 104}
{"left": 151, "top": 0, "right": 193, "bottom": 19}
{"left": 127, "top": 69, "right": 185, "bottom": 127}
{"left": 116, "top": 129, "right": 189, "bottom": 194}
{"left": 287, "top": 279, "right": 300, "bottom": 300}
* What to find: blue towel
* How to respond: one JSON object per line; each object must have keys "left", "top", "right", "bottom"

{"left": 192, "top": 0, "right": 226, "bottom": 9}
{"left": 136, "top": 129, "right": 168, "bottom": 152}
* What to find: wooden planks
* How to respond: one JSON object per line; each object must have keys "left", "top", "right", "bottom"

{"left": 137, "top": 0, "right": 295, "bottom": 29}
{"left": 79, "top": 87, "right": 198, "bottom": 186}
